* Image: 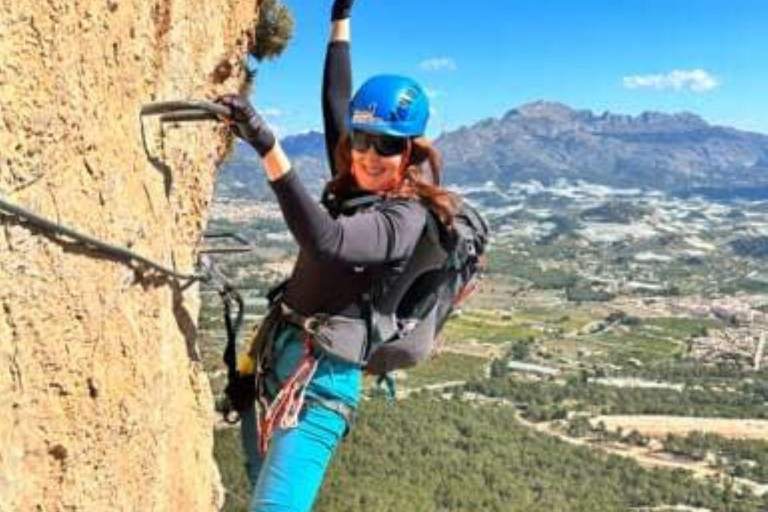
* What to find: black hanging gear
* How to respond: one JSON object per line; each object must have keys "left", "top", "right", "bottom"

{"left": 217, "top": 284, "right": 253, "bottom": 424}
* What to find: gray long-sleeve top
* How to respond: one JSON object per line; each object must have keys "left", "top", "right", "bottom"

{"left": 270, "top": 172, "right": 426, "bottom": 316}
{"left": 268, "top": 39, "right": 427, "bottom": 317}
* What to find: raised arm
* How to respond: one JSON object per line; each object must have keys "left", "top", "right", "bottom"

{"left": 322, "top": 0, "right": 355, "bottom": 176}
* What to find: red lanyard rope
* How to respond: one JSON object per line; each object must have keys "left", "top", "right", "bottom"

{"left": 257, "top": 333, "right": 319, "bottom": 455}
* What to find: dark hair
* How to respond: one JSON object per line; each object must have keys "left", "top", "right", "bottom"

{"left": 326, "top": 134, "right": 460, "bottom": 226}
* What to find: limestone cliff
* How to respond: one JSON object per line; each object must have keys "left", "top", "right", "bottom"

{"left": 0, "top": 1, "right": 259, "bottom": 510}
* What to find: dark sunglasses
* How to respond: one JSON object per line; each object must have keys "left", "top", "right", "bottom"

{"left": 350, "top": 131, "right": 409, "bottom": 157}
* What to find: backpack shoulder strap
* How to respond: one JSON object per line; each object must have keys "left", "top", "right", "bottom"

{"left": 321, "top": 189, "right": 382, "bottom": 217}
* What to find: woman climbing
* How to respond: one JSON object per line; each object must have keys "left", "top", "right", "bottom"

{"left": 217, "top": 1, "right": 459, "bottom": 510}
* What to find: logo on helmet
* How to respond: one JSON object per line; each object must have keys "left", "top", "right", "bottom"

{"left": 352, "top": 103, "right": 383, "bottom": 125}
{"left": 395, "top": 87, "right": 419, "bottom": 121}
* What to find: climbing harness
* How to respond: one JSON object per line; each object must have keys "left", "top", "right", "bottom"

{"left": 235, "top": 295, "right": 358, "bottom": 454}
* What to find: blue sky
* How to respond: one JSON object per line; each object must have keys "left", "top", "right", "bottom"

{"left": 251, "top": 0, "right": 768, "bottom": 138}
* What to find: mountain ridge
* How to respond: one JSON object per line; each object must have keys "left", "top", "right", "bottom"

{"left": 216, "top": 101, "right": 768, "bottom": 198}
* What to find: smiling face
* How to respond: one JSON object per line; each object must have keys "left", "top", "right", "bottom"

{"left": 350, "top": 142, "right": 408, "bottom": 193}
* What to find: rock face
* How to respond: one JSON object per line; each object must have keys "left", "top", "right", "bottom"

{"left": 0, "top": 1, "right": 258, "bottom": 510}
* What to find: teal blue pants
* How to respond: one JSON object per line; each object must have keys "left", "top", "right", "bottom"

{"left": 240, "top": 326, "right": 361, "bottom": 512}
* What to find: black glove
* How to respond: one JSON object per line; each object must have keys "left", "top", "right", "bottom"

{"left": 331, "top": 0, "right": 355, "bottom": 21}
{"left": 216, "top": 94, "right": 276, "bottom": 157}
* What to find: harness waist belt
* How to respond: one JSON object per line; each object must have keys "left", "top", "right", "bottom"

{"left": 279, "top": 304, "right": 370, "bottom": 365}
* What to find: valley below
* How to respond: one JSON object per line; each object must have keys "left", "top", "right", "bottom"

{"left": 201, "top": 170, "right": 768, "bottom": 511}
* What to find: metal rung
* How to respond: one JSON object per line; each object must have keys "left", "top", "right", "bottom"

{"left": 160, "top": 112, "right": 220, "bottom": 123}
{"left": 140, "top": 100, "right": 232, "bottom": 119}
{"left": 200, "top": 231, "right": 255, "bottom": 255}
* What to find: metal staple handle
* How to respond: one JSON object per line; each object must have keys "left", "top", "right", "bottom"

{"left": 138, "top": 99, "right": 234, "bottom": 163}
{"left": 140, "top": 100, "right": 233, "bottom": 123}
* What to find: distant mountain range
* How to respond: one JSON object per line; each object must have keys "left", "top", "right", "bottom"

{"left": 215, "top": 101, "right": 768, "bottom": 199}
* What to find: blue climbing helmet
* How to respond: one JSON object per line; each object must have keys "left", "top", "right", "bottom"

{"left": 349, "top": 75, "right": 430, "bottom": 137}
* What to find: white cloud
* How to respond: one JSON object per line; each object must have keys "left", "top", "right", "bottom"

{"left": 623, "top": 69, "right": 720, "bottom": 92}
{"left": 418, "top": 57, "right": 457, "bottom": 72}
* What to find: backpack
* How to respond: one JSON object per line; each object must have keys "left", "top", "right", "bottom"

{"left": 359, "top": 196, "right": 490, "bottom": 374}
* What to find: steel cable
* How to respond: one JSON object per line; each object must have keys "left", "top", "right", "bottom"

{"left": 0, "top": 194, "right": 210, "bottom": 283}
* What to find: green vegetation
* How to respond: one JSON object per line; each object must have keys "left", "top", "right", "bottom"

{"left": 485, "top": 250, "right": 578, "bottom": 289}
{"left": 580, "top": 201, "right": 654, "bottom": 224}
{"left": 510, "top": 339, "right": 533, "bottom": 361}
{"left": 464, "top": 378, "right": 768, "bottom": 420}
{"left": 643, "top": 316, "right": 720, "bottom": 337}
{"left": 618, "top": 361, "right": 767, "bottom": 385}
{"left": 400, "top": 352, "right": 488, "bottom": 388}
{"left": 565, "top": 283, "right": 614, "bottom": 302}
{"left": 249, "top": 0, "right": 294, "bottom": 62}
{"left": 314, "top": 397, "right": 766, "bottom": 512}
{"left": 215, "top": 395, "right": 767, "bottom": 512}
{"left": 663, "top": 432, "right": 768, "bottom": 484}
{"left": 543, "top": 314, "right": 723, "bottom": 367}
{"left": 442, "top": 311, "right": 540, "bottom": 345}
{"left": 215, "top": 427, "right": 251, "bottom": 512}
{"left": 579, "top": 330, "right": 683, "bottom": 365}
